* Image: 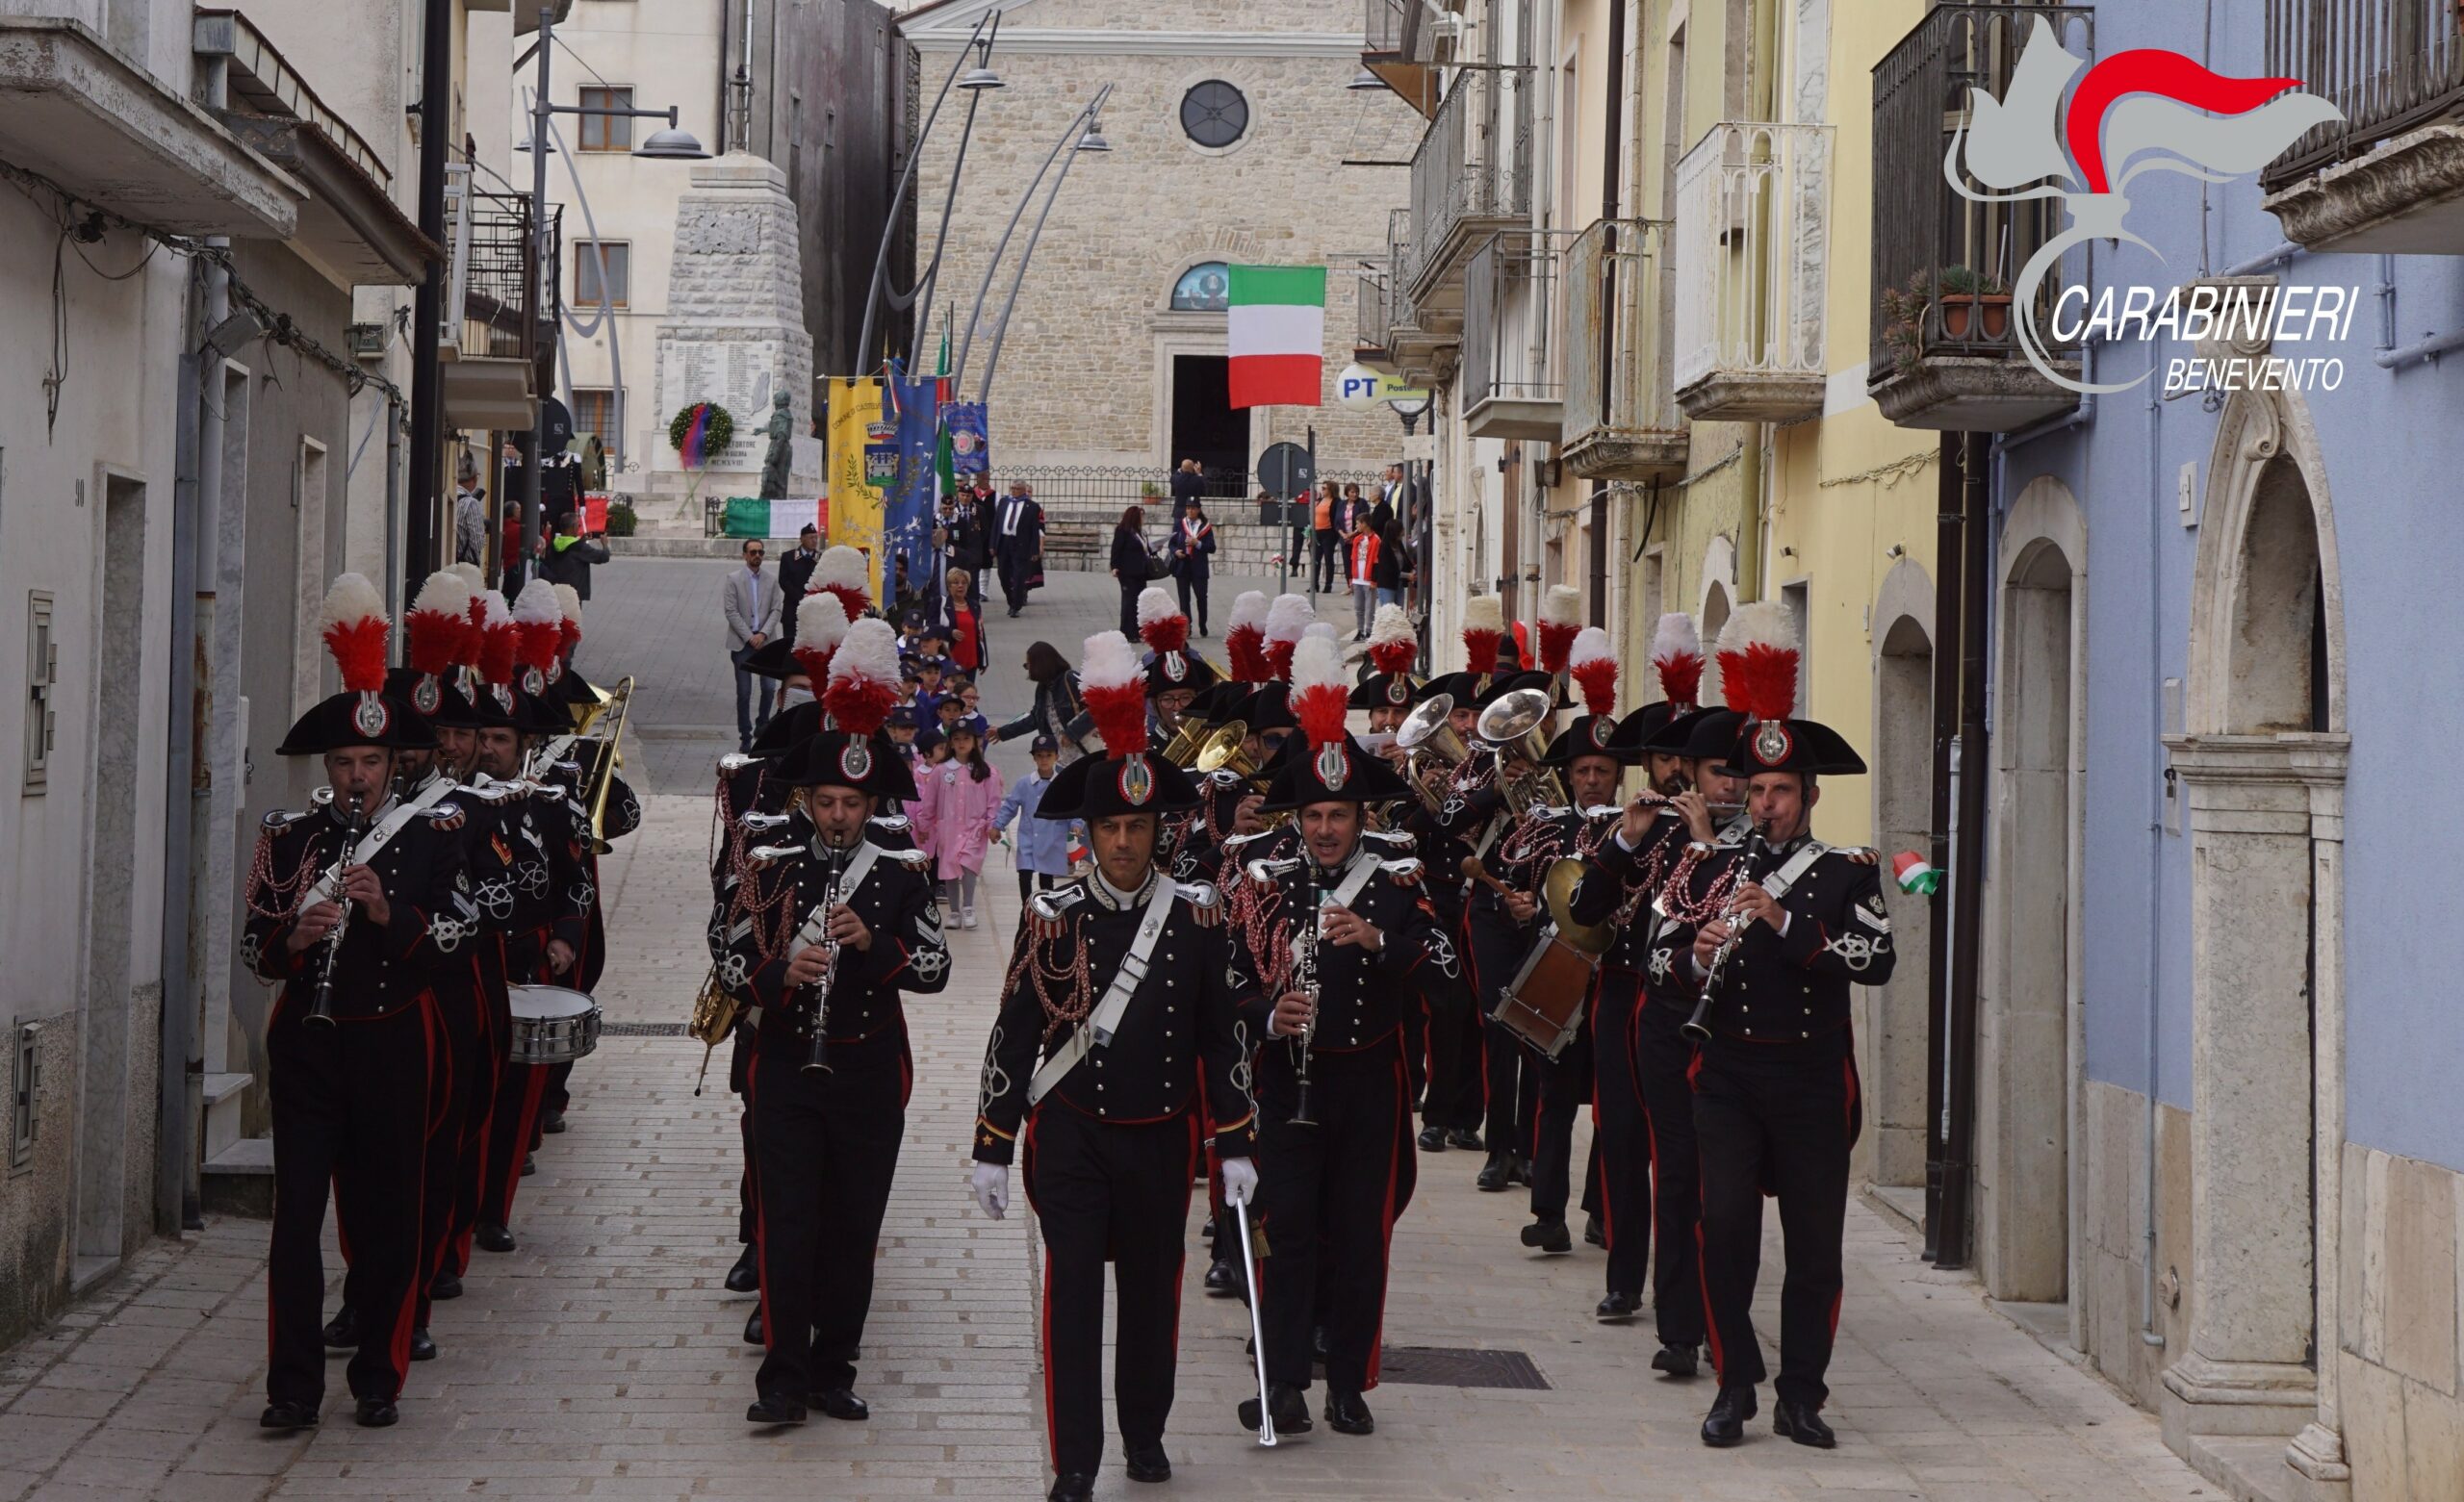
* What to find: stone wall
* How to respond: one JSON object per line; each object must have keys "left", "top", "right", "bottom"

{"left": 2078, "top": 1080, "right": 2195, "bottom": 1413}
{"left": 2339, "top": 1142, "right": 2464, "bottom": 1501}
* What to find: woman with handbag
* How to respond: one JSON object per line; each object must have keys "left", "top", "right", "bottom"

{"left": 989, "top": 641, "right": 1088, "bottom": 766}
{"left": 1169, "top": 499, "right": 1218, "bottom": 635}
{"left": 1109, "top": 504, "right": 1155, "bottom": 637}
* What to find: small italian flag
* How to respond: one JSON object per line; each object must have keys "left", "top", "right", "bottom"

{"left": 1891, "top": 851, "right": 1940, "bottom": 896}
{"left": 1226, "top": 264, "right": 1326, "bottom": 410}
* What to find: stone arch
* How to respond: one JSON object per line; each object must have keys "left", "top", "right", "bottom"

{"left": 1862, "top": 555, "right": 1936, "bottom": 1191}
{"left": 1153, "top": 236, "right": 1267, "bottom": 314}
{"left": 1698, "top": 533, "right": 1736, "bottom": 644}
{"left": 1978, "top": 475, "right": 2088, "bottom": 1309}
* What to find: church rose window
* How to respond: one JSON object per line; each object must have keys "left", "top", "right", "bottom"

{"left": 1180, "top": 80, "right": 1249, "bottom": 149}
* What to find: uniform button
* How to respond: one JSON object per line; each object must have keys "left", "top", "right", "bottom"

{"left": 1095, "top": 1082, "right": 1104, "bottom": 1091}
{"left": 1098, "top": 1107, "right": 1108, "bottom": 1116}
{"left": 1164, "top": 1030, "right": 1173, "bottom": 1037}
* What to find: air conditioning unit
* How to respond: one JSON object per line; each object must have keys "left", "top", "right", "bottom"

{"left": 346, "top": 322, "right": 387, "bottom": 363}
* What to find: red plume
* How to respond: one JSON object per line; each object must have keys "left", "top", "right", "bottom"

{"left": 822, "top": 617, "right": 903, "bottom": 737}
{"left": 1569, "top": 627, "right": 1617, "bottom": 718}
{"left": 1290, "top": 637, "right": 1350, "bottom": 751}
{"left": 1078, "top": 631, "right": 1148, "bottom": 755}
{"left": 1367, "top": 637, "right": 1416, "bottom": 675}
{"left": 316, "top": 573, "right": 389, "bottom": 695}
{"left": 1226, "top": 624, "right": 1269, "bottom": 680}
{"left": 1462, "top": 628, "right": 1500, "bottom": 675}
{"left": 461, "top": 596, "right": 487, "bottom": 669}
{"left": 1715, "top": 602, "right": 1800, "bottom": 723}
{"left": 1264, "top": 638, "right": 1296, "bottom": 682}
{"left": 1136, "top": 586, "right": 1189, "bottom": 656}
{"left": 1537, "top": 624, "right": 1580, "bottom": 675}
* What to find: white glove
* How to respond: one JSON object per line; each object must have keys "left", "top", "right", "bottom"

{"left": 970, "top": 1161, "right": 1010, "bottom": 1221}
{"left": 1220, "top": 1157, "right": 1259, "bottom": 1209}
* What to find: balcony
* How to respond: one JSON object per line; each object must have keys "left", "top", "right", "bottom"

{"left": 441, "top": 178, "right": 553, "bottom": 430}
{"left": 1673, "top": 121, "right": 1831, "bottom": 423}
{"left": 1404, "top": 65, "right": 1534, "bottom": 325}
{"left": 2260, "top": 0, "right": 2464, "bottom": 252}
{"left": 1562, "top": 218, "right": 1685, "bottom": 483}
{"left": 1461, "top": 232, "right": 1562, "bottom": 442}
{"left": 1867, "top": 5, "right": 2092, "bottom": 432}
{"left": 1381, "top": 207, "right": 1450, "bottom": 383}
{"left": 1362, "top": 0, "right": 1449, "bottom": 118}
{"left": 1354, "top": 263, "right": 1396, "bottom": 367}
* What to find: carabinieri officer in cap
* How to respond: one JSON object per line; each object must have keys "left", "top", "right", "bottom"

{"left": 969, "top": 629, "right": 1262, "bottom": 1502}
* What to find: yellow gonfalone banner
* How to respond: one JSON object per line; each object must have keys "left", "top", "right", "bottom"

{"left": 824, "top": 375, "right": 889, "bottom": 604}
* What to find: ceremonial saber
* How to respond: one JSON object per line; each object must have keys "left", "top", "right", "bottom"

{"left": 1232, "top": 1199, "right": 1276, "bottom": 1448}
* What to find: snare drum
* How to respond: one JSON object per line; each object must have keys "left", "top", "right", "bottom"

{"left": 1493, "top": 926, "right": 1598, "bottom": 1060}
{"left": 507, "top": 984, "right": 603, "bottom": 1065}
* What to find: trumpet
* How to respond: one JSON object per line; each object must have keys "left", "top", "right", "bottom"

{"left": 1682, "top": 832, "right": 1775, "bottom": 1043}
{"left": 306, "top": 792, "right": 371, "bottom": 1029}
{"left": 1395, "top": 695, "right": 1470, "bottom": 811}
{"left": 1192, "top": 720, "right": 1255, "bottom": 777}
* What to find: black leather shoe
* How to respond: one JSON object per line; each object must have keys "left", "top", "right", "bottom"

{"left": 1653, "top": 1342, "right": 1702, "bottom": 1378}
{"left": 1520, "top": 1218, "right": 1573, "bottom": 1254}
{"left": 408, "top": 1328, "right": 437, "bottom": 1362}
{"left": 1447, "top": 1128, "right": 1483, "bottom": 1151}
{"left": 429, "top": 1271, "right": 463, "bottom": 1302}
{"left": 259, "top": 1400, "right": 318, "bottom": 1431}
{"left": 541, "top": 1109, "right": 568, "bottom": 1134}
{"left": 725, "top": 1244, "right": 760, "bottom": 1293}
{"left": 742, "top": 1309, "right": 765, "bottom": 1346}
{"left": 321, "top": 1307, "right": 361, "bottom": 1351}
{"left": 1508, "top": 1155, "right": 1533, "bottom": 1186}
{"left": 1323, "top": 1389, "right": 1374, "bottom": 1435}
{"left": 1584, "top": 1212, "right": 1606, "bottom": 1248}
{"left": 1476, "top": 1152, "right": 1511, "bottom": 1191}
{"left": 1203, "top": 1260, "right": 1237, "bottom": 1296}
{"left": 1312, "top": 1325, "right": 1330, "bottom": 1364}
{"left": 1774, "top": 1399, "right": 1836, "bottom": 1449}
{"left": 1047, "top": 1474, "right": 1094, "bottom": 1502}
{"left": 1237, "top": 1380, "right": 1313, "bottom": 1435}
{"left": 475, "top": 1223, "right": 516, "bottom": 1254}
{"left": 1201, "top": 1215, "right": 1217, "bottom": 1241}
{"left": 745, "top": 1394, "right": 807, "bottom": 1425}
{"left": 1595, "top": 1290, "right": 1640, "bottom": 1322}
{"left": 521, "top": 1153, "right": 536, "bottom": 1177}
{"left": 1124, "top": 1443, "right": 1171, "bottom": 1482}
{"left": 810, "top": 1387, "right": 868, "bottom": 1421}
{"left": 354, "top": 1396, "right": 399, "bottom": 1428}
{"left": 1417, "top": 1126, "right": 1448, "bottom": 1153}
{"left": 1701, "top": 1386, "right": 1756, "bottom": 1447}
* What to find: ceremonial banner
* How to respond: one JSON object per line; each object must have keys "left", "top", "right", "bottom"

{"left": 825, "top": 375, "right": 887, "bottom": 600}
{"left": 1226, "top": 264, "right": 1326, "bottom": 409}
{"left": 942, "top": 400, "right": 988, "bottom": 476}
{"left": 885, "top": 365, "right": 943, "bottom": 605}
{"left": 583, "top": 494, "right": 610, "bottom": 533}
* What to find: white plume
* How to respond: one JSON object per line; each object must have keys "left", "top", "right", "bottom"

{"left": 828, "top": 616, "right": 901, "bottom": 688}
{"left": 449, "top": 561, "right": 485, "bottom": 596}
{"left": 793, "top": 590, "right": 851, "bottom": 651}
{"left": 479, "top": 589, "right": 513, "bottom": 629}
{"left": 1228, "top": 591, "right": 1269, "bottom": 633}
{"left": 1370, "top": 602, "right": 1414, "bottom": 647}
{"left": 552, "top": 582, "right": 582, "bottom": 624}
{"left": 1570, "top": 625, "right": 1614, "bottom": 670}
{"left": 317, "top": 572, "right": 386, "bottom": 631}
{"left": 1265, "top": 593, "right": 1313, "bottom": 644}
{"left": 410, "top": 570, "right": 470, "bottom": 618}
{"left": 1716, "top": 599, "right": 1798, "bottom": 656}
{"left": 1078, "top": 629, "right": 1141, "bottom": 694}
{"left": 1304, "top": 622, "right": 1340, "bottom": 645}
{"left": 817, "top": 545, "right": 869, "bottom": 591}
{"left": 1137, "top": 585, "right": 1181, "bottom": 629}
{"left": 1291, "top": 634, "right": 1348, "bottom": 698}
{"left": 513, "top": 577, "right": 560, "bottom": 625}
{"left": 1698, "top": 649, "right": 1722, "bottom": 709}
{"left": 1542, "top": 583, "right": 1582, "bottom": 626}
{"left": 1650, "top": 612, "right": 1700, "bottom": 662}
{"left": 1463, "top": 594, "right": 1502, "bottom": 634}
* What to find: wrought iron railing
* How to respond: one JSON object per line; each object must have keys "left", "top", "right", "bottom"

{"left": 451, "top": 186, "right": 547, "bottom": 364}
{"left": 1673, "top": 120, "right": 1832, "bottom": 395}
{"left": 1364, "top": 0, "right": 1440, "bottom": 62}
{"left": 2261, "top": 0, "right": 2464, "bottom": 190}
{"left": 1869, "top": 5, "right": 2092, "bottom": 376}
{"left": 1562, "top": 217, "right": 1681, "bottom": 459}
{"left": 1407, "top": 65, "right": 1534, "bottom": 293}
{"left": 1462, "top": 231, "right": 1564, "bottom": 415}
{"left": 1357, "top": 264, "right": 1395, "bottom": 353}
{"left": 1001, "top": 467, "right": 1391, "bottom": 519}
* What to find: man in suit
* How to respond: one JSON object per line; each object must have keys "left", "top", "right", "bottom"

{"left": 778, "top": 525, "right": 821, "bottom": 643}
{"left": 723, "top": 540, "right": 783, "bottom": 751}
{"left": 1168, "top": 457, "right": 1204, "bottom": 522}
{"left": 993, "top": 480, "right": 1045, "bottom": 619}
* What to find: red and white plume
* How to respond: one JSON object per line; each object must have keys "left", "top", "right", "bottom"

{"left": 1462, "top": 594, "right": 1503, "bottom": 676}
{"left": 1570, "top": 626, "right": 1618, "bottom": 718}
{"left": 1225, "top": 591, "right": 1270, "bottom": 680}
{"left": 404, "top": 570, "right": 471, "bottom": 680}
{"left": 1136, "top": 585, "right": 1189, "bottom": 656}
{"left": 1715, "top": 601, "right": 1799, "bottom": 723}
{"left": 1366, "top": 602, "right": 1417, "bottom": 676}
{"left": 1078, "top": 630, "right": 1149, "bottom": 756}
{"left": 816, "top": 545, "right": 872, "bottom": 625}
{"left": 1290, "top": 635, "right": 1351, "bottom": 752}
{"left": 552, "top": 583, "right": 584, "bottom": 658}
{"left": 822, "top": 617, "right": 903, "bottom": 737}
{"left": 513, "top": 579, "right": 564, "bottom": 675}
{"left": 317, "top": 573, "right": 390, "bottom": 695}
{"left": 1650, "top": 612, "right": 1704, "bottom": 710}
{"left": 791, "top": 589, "right": 852, "bottom": 685}
{"left": 1538, "top": 585, "right": 1583, "bottom": 675}
{"left": 1264, "top": 593, "right": 1313, "bottom": 682}
{"left": 476, "top": 590, "right": 519, "bottom": 687}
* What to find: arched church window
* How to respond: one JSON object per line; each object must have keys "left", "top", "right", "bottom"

{"left": 1171, "top": 263, "right": 1231, "bottom": 313}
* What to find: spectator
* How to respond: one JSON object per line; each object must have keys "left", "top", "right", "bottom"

{"left": 913, "top": 723, "right": 1004, "bottom": 930}
{"left": 453, "top": 454, "right": 487, "bottom": 567}
{"left": 1109, "top": 505, "right": 1150, "bottom": 637}
{"left": 1168, "top": 457, "right": 1204, "bottom": 522}
{"left": 1311, "top": 479, "right": 1340, "bottom": 593}
{"left": 721, "top": 538, "right": 782, "bottom": 752}
{"left": 993, "top": 734, "right": 1080, "bottom": 914}
{"left": 989, "top": 640, "right": 1086, "bottom": 764}
{"left": 992, "top": 480, "right": 1045, "bottom": 617}
{"left": 777, "top": 524, "right": 820, "bottom": 639}
{"left": 1168, "top": 496, "right": 1217, "bottom": 635}
{"left": 942, "top": 567, "right": 984, "bottom": 675}
{"left": 1373, "top": 517, "right": 1408, "bottom": 614}
{"left": 1342, "top": 481, "right": 1373, "bottom": 540}
{"left": 539, "top": 508, "right": 610, "bottom": 648}
{"left": 1348, "top": 510, "right": 1381, "bottom": 639}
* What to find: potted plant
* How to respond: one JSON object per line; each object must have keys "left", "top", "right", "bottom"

{"left": 1932, "top": 266, "right": 2011, "bottom": 342}
{"left": 1879, "top": 271, "right": 1930, "bottom": 372}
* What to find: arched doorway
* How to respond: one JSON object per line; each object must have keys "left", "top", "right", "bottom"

{"left": 1979, "top": 477, "right": 2086, "bottom": 1307}
{"left": 1865, "top": 558, "right": 1936, "bottom": 1192}
{"left": 2162, "top": 386, "right": 2349, "bottom": 1487}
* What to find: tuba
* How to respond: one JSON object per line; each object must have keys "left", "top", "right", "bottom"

{"left": 1192, "top": 720, "right": 1257, "bottom": 777}
{"left": 1395, "top": 694, "right": 1470, "bottom": 811}
{"left": 1159, "top": 714, "right": 1212, "bottom": 768}
{"left": 1476, "top": 687, "right": 1568, "bottom": 817}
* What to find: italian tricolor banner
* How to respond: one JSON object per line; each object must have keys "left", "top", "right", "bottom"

{"left": 1227, "top": 264, "right": 1326, "bottom": 409}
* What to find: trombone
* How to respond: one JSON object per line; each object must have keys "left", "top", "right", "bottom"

{"left": 578, "top": 675, "right": 635, "bottom": 853}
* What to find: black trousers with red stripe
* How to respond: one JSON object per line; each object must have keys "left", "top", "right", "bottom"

{"left": 1590, "top": 977, "right": 1650, "bottom": 1299}
{"left": 416, "top": 970, "right": 489, "bottom": 1325}
{"left": 1464, "top": 908, "right": 1539, "bottom": 1153}
{"left": 477, "top": 936, "right": 557, "bottom": 1230}
{"left": 1023, "top": 1106, "right": 1200, "bottom": 1476}
{"left": 1527, "top": 1019, "right": 1592, "bottom": 1223}
{"left": 1692, "top": 1027, "right": 1855, "bottom": 1408}
{"left": 1254, "top": 1041, "right": 1412, "bottom": 1394}
{"left": 1417, "top": 889, "right": 1482, "bottom": 1133}
{"left": 267, "top": 995, "right": 431, "bottom": 1408}
{"left": 448, "top": 953, "right": 512, "bottom": 1275}
{"left": 1635, "top": 996, "right": 1710, "bottom": 1346}
{"left": 730, "top": 1028, "right": 758, "bottom": 1245}
{"left": 748, "top": 1029, "right": 908, "bottom": 1400}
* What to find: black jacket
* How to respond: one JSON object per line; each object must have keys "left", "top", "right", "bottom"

{"left": 1110, "top": 527, "right": 1150, "bottom": 580}
{"left": 1239, "top": 848, "right": 1466, "bottom": 1055}
{"left": 995, "top": 672, "right": 1085, "bottom": 750}
{"left": 244, "top": 795, "right": 475, "bottom": 1021}
{"left": 993, "top": 496, "right": 1045, "bottom": 559}
{"left": 1168, "top": 469, "right": 1204, "bottom": 518}
{"left": 716, "top": 827, "right": 950, "bottom": 1053}
{"left": 777, "top": 547, "right": 819, "bottom": 620}
{"left": 1657, "top": 834, "right": 1897, "bottom": 1039}
{"left": 1569, "top": 813, "right": 1694, "bottom": 995}
{"left": 539, "top": 534, "right": 610, "bottom": 598}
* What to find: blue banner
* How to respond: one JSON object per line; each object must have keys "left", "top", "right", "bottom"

{"left": 942, "top": 400, "right": 989, "bottom": 475}
{"left": 883, "top": 364, "right": 941, "bottom": 608}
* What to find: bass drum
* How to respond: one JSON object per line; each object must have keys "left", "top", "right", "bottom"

{"left": 507, "top": 984, "right": 603, "bottom": 1065}
{"left": 1493, "top": 927, "right": 1597, "bottom": 1060}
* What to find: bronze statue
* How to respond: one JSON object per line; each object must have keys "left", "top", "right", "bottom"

{"left": 758, "top": 390, "right": 795, "bottom": 501}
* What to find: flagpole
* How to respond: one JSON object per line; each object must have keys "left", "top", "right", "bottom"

{"left": 976, "top": 89, "right": 1112, "bottom": 407}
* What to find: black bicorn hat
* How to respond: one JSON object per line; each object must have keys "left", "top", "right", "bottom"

{"left": 384, "top": 667, "right": 505, "bottom": 732}
{"left": 1543, "top": 713, "right": 1635, "bottom": 767}
{"left": 1258, "top": 731, "right": 1416, "bottom": 811}
{"left": 1414, "top": 671, "right": 1479, "bottom": 708}
{"left": 1236, "top": 682, "right": 1296, "bottom": 734}
{"left": 747, "top": 700, "right": 826, "bottom": 758}
{"left": 1037, "top": 747, "right": 1203, "bottom": 821}
{"left": 1143, "top": 647, "right": 1219, "bottom": 697}
{"left": 1349, "top": 671, "right": 1419, "bottom": 711}
{"left": 1643, "top": 706, "right": 1747, "bottom": 761}
{"left": 1717, "top": 716, "right": 1869, "bottom": 778}
{"left": 512, "top": 687, "right": 578, "bottom": 737}
{"left": 776, "top": 728, "right": 920, "bottom": 802}
{"left": 276, "top": 688, "right": 439, "bottom": 756}
{"left": 1605, "top": 700, "right": 1685, "bottom": 755}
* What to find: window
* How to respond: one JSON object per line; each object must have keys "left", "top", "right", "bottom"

{"left": 1180, "top": 80, "right": 1248, "bottom": 149}
{"left": 575, "top": 241, "right": 629, "bottom": 308}
{"left": 1170, "top": 262, "right": 1230, "bottom": 313}
{"left": 21, "top": 591, "right": 53, "bottom": 794}
{"left": 578, "top": 86, "right": 634, "bottom": 152}
{"left": 572, "top": 389, "right": 619, "bottom": 448}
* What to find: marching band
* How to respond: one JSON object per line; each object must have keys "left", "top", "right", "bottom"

{"left": 244, "top": 557, "right": 1895, "bottom": 1493}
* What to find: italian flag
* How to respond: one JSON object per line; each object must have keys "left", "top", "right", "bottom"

{"left": 1227, "top": 265, "right": 1326, "bottom": 409}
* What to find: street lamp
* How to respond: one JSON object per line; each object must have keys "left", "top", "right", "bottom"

{"left": 952, "top": 84, "right": 1115, "bottom": 393}
{"left": 855, "top": 12, "right": 1005, "bottom": 370}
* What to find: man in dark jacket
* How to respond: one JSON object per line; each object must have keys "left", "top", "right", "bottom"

{"left": 777, "top": 525, "right": 820, "bottom": 641}
{"left": 538, "top": 510, "right": 609, "bottom": 600}
{"left": 1168, "top": 458, "right": 1204, "bottom": 522}
{"left": 993, "top": 481, "right": 1046, "bottom": 617}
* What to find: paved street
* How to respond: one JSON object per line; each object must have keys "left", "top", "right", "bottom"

{"left": 0, "top": 567, "right": 2216, "bottom": 1500}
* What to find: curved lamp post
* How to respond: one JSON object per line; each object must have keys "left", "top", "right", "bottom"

{"left": 854, "top": 13, "right": 1003, "bottom": 372}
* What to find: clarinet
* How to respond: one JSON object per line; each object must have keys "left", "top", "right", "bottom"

{"left": 800, "top": 848, "right": 847, "bottom": 1076}
{"left": 1287, "top": 862, "right": 1323, "bottom": 1128}
{"left": 305, "top": 794, "right": 370, "bottom": 1030}
{"left": 1681, "top": 831, "right": 1773, "bottom": 1044}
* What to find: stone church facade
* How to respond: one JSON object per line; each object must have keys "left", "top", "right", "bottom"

{"left": 898, "top": 0, "right": 1420, "bottom": 481}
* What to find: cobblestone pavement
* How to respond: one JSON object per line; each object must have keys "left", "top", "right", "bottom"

{"left": 0, "top": 575, "right": 2218, "bottom": 1500}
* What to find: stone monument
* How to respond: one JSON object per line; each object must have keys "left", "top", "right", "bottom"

{"left": 650, "top": 152, "right": 819, "bottom": 512}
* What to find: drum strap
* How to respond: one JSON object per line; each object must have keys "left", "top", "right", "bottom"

{"left": 1028, "top": 879, "right": 1179, "bottom": 1106}
{"left": 301, "top": 776, "right": 459, "bottom": 909}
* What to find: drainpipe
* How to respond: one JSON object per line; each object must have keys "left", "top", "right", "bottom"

{"left": 1586, "top": 0, "right": 1624, "bottom": 625}
{"left": 2141, "top": 333, "right": 2167, "bottom": 1348}
{"left": 406, "top": 0, "right": 450, "bottom": 598}
{"left": 158, "top": 260, "right": 206, "bottom": 1236}
{"left": 2373, "top": 251, "right": 2464, "bottom": 369}
{"left": 1935, "top": 430, "right": 1989, "bottom": 1269}
{"left": 1921, "top": 432, "right": 1962, "bottom": 1260}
